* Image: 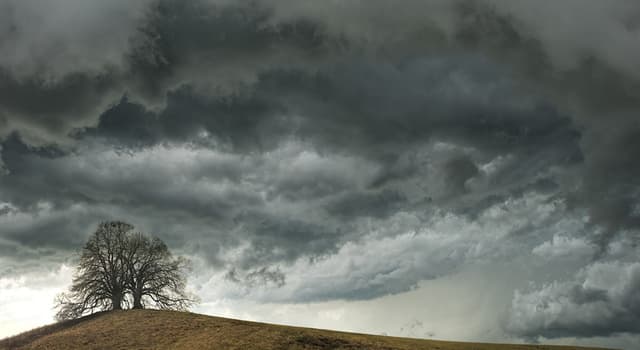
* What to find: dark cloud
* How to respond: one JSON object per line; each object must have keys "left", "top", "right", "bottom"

{"left": 0, "top": 0, "right": 597, "bottom": 254}
{"left": 0, "top": 68, "right": 114, "bottom": 122}
{"left": 453, "top": 2, "right": 640, "bottom": 246}
{"left": 0, "top": 68, "right": 120, "bottom": 145}
{"left": 125, "top": 0, "right": 337, "bottom": 100}
{"left": 234, "top": 211, "right": 343, "bottom": 268}
{"left": 443, "top": 155, "right": 479, "bottom": 195}
{"left": 0, "top": 205, "right": 12, "bottom": 216}
{"left": 326, "top": 189, "right": 406, "bottom": 220}
{"left": 226, "top": 266, "right": 286, "bottom": 288}
{"left": 81, "top": 87, "right": 284, "bottom": 152}
{"left": 83, "top": 55, "right": 581, "bottom": 162}
{"left": 578, "top": 126, "right": 640, "bottom": 252}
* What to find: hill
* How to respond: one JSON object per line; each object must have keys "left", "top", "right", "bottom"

{"left": 0, "top": 310, "right": 610, "bottom": 350}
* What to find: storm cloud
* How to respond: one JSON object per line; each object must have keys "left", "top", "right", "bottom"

{"left": 508, "top": 261, "right": 640, "bottom": 338}
{"left": 1, "top": 0, "right": 639, "bottom": 347}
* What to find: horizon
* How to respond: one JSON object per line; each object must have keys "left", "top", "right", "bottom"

{"left": 1, "top": 1, "right": 639, "bottom": 350}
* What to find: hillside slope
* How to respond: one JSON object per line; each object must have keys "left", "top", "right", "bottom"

{"left": 0, "top": 310, "right": 609, "bottom": 350}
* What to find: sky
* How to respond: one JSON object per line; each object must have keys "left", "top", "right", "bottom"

{"left": 0, "top": 0, "right": 639, "bottom": 349}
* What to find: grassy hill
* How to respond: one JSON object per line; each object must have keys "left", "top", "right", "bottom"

{"left": 0, "top": 310, "right": 610, "bottom": 350}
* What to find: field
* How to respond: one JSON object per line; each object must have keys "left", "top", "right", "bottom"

{"left": 0, "top": 310, "right": 610, "bottom": 350}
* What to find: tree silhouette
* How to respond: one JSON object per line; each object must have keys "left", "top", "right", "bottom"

{"left": 55, "top": 221, "right": 195, "bottom": 320}
{"left": 126, "top": 233, "right": 192, "bottom": 310}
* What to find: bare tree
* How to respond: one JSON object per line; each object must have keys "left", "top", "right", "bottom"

{"left": 126, "top": 233, "right": 194, "bottom": 310}
{"left": 55, "top": 221, "right": 195, "bottom": 321}
{"left": 55, "top": 221, "right": 132, "bottom": 320}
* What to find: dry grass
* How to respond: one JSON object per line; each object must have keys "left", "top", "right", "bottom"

{"left": 0, "top": 310, "right": 611, "bottom": 350}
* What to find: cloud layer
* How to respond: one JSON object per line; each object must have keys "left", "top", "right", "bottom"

{"left": 1, "top": 0, "right": 639, "bottom": 346}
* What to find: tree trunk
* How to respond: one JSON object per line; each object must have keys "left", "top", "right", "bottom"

{"left": 133, "top": 297, "right": 143, "bottom": 309}
{"left": 132, "top": 287, "right": 143, "bottom": 309}
{"left": 112, "top": 293, "right": 123, "bottom": 310}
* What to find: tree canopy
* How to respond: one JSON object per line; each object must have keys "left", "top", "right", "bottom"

{"left": 55, "top": 221, "right": 195, "bottom": 320}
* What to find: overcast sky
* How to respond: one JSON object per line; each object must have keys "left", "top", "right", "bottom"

{"left": 1, "top": 0, "right": 640, "bottom": 349}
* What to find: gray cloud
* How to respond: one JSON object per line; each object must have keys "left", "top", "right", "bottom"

{"left": 0, "top": 0, "right": 150, "bottom": 78}
{"left": 326, "top": 189, "right": 406, "bottom": 220}
{"left": 0, "top": 0, "right": 153, "bottom": 146}
{"left": 225, "top": 266, "right": 286, "bottom": 288}
{"left": 507, "top": 261, "right": 640, "bottom": 338}
{"left": 0, "top": 68, "right": 121, "bottom": 146}
{"left": 443, "top": 155, "right": 479, "bottom": 195}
